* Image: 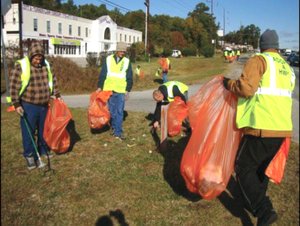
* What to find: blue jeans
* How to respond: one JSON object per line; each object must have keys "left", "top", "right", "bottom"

{"left": 20, "top": 102, "right": 49, "bottom": 159}
{"left": 108, "top": 92, "right": 125, "bottom": 136}
{"left": 162, "top": 71, "right": 168, "bottom": 83}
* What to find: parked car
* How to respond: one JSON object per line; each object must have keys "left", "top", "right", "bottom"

{"left": 172, "top": 49, "right": 182, "bottom": 58}
{"left": 288, "top": 54, "right": 299, "bottom": 66}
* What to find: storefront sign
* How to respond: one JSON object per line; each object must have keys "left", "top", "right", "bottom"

{"left": 50, "top": 37, "right": 80, "bottom": 46}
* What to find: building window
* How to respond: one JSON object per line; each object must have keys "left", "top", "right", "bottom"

{"left": 120, "top": 34, "right": 122, "bottom": 42}
{"left": 78, "top": 26, "right": 81, "bottom": 36}
{"left": 58, "top": 22, "right": 62, "bottom": 34}
{"left": 47, "top": 21, "right": 50, "bottom": 33}
{"left": 133, "top": 36, "right": 135, "bottom": 43}
{"left": 33, "top": 18, "right": 38, "bottom": 31}
{"left": 85, "top": 43, "right": 87, "bottom": 53}
{"left": 104, "top": 27, "right": 111, "bottom": 40}
{"left": 85, "top": 27, "right": 88, "bottom": 37}
{"left": 129, "top": 35, "right": 131, "bottom": 43}
{"left": 125, "top": 35, "right": 127, "bottom": 42}
{"left": 69, "top": 25, "right": 72, "bottom": 35}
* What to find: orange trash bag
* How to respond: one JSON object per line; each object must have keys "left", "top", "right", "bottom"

{"left": 180, "top": 76, "right": 242, "bottom": 200}
{"left": 88, "top": 91, "right": 112, "bottom": 129}
{"left": 167, "top": 97, "right": 188, "bottom": 137}
{"left": 265, "top": 137, "right": 291, "bottom": 184}
{"left": 43, "top": 99, "right": 73, "bottom": 154}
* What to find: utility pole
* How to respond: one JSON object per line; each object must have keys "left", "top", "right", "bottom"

{"left": 144, "top": 0, "right": 149, "bottom": 57}
{"left": 18, "top": 0, "right": 23, "bottom": 57}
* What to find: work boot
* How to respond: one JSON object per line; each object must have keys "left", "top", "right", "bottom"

{"left": 25, "top": 156, "right": 36, "bottom": 170}
{"left": 257, "top": 209, "right": 278, "bottom": 226}
{"left": 114, "top": 134, "right": 126, "bottom": 141}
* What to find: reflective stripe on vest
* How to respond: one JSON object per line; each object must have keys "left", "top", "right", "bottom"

{"left": 236, "top": 52, "right": 295, "bottom": 131}
{"left": 18, "top": 56, "right": 53, "bottom": 96}
{"left": 103, "top": 54, "right": 129, "bottom": 93}
{"left": 164, "top": 81, "right": 188, "bottom": 102}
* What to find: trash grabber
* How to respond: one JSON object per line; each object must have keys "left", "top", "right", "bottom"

{"left": 22, "top": 115, "right": 46, "bottom": 169}
{"left": 150, "top": 127, "right": 160, "bottom": 151}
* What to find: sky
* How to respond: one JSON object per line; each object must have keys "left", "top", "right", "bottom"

{"left": 73, "top": 0, "right": 299, "bottom": 51}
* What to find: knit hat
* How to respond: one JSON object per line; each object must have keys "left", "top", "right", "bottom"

{"left": 29, "top": 41, "right": 44, "bottom": 60}
{"left": 259, "top": 29, "right": 279, "bottom": 50}
{"left": 116, "top": 42, "right": 127, "bottom": 52}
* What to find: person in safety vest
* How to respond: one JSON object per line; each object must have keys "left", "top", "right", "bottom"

{"left": 9, "top": 41, "right": 61, "bottom": 170}
{"left": 158, "top": 54, "right": 171, "bottom": 83}
{"left": 97, "top": 42, "right": 133, "bottom": 141}
{"left": 236, "top": 49, "right": 241, "bottom": 61}
{"left": 152, "top": 81, "right": 189, "bottom": 130}
{"left": 223, "top": 29, "right": 295, "bottom": 226}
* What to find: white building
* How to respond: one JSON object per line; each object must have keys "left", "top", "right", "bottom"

{"left": 3, "top": 3, "right": 143, "bottom": 58}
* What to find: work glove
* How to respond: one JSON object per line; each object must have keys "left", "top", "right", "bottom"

{"left": 223, "top": 77, "right": 230, "bottom": 90}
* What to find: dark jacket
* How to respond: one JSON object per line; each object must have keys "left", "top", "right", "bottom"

{"left": 153, "top": 85, "right": 187, "bottom": 122}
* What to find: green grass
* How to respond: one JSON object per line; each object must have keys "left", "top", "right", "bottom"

{"left": 1, "top": 106, "right": 299, "bottom": 226}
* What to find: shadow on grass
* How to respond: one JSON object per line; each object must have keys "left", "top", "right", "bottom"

{"left": 218, "top": 176, "right": 254, "bottom": 226}
{"left": 153, "top": 78, "right": 163, "bottom": 84}
{"left": 159, "top": 136, "right": 201, "bottom": 202}
{"left": 95, "top": 209, "right": 129, "bottom": 226}
{"left": 66, "top": 119, "right": 81, "bottom": 152}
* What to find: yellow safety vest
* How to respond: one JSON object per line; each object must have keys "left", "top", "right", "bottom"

{"left": 6, "top": 57, "right": 53, "bottom": 103}
{"left": 236, "top": 52, "right": 295, "bottom": 131}
{"left": 164, "top": 81, "right": 188, "bottom": 102}
{"left": 103, "top": 54, "right": 130, "bottom": 93}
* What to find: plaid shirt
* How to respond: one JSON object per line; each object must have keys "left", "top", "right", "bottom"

{"left": 9, "top": 61, "right": 60, "bottom": 108}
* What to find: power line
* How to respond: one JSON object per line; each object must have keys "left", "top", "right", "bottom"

{"left": 96, "top": 0, "right": 130, "bottom": 13}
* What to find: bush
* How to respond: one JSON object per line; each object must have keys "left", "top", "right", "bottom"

{"left": 182, "top": 47, "right": 197, "bottom": 56}
{"left": 201, "top": 45, "right": 215, "bottom": 58}
{"left": 86, "top": 52, "right": 100, "bottom": 67}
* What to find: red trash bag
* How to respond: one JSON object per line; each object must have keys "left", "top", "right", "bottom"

{"left": 265, "top": 137, "right": 291, "bottom": 184}
{"left": 43, "top": 99, "right": 72, "bottom": 154}
{"left": 180, "top": 76, "right": 242, "bottom": 200}
{"left": 88, "top": 91, "right": 112, "bottom": 129}
{"left": 167, "top": 97, "right": 188, "bottom": 137}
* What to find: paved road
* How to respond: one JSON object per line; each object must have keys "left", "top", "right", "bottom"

{"left": 1, "top": 56, "right": 299, "bottom": 143}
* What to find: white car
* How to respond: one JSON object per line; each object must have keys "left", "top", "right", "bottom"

{"left": 172, "top": 50, "right": 182, "bottom": 58}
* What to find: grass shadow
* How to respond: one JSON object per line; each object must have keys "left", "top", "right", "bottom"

{"left": 159, "top": 136, "right": 201, "bottom": 202}
{"left": 95, "top": 209, "right": 129, "bottom": 226}
{"left": 218, "top": 176, "right": 254, "bottom": 226}
{"left": 65, "top": 119, "right": 81, "bottom": 152}
{"left": 153, "top": 78, "right": 163, "bottom": 84}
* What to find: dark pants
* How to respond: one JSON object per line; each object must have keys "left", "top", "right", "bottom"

{"left": 235, "top": 135, "right": 284, "bottom": 218}
{"left": 20, "top": 101, "right": 49, "bottom": 159}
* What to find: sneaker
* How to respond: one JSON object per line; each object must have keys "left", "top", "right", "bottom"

{"left": 110, "top": 128, "right": 115, "bottom": 136}
{"left": 114, "top": 134, "right": 126, "bottom": 141}
{"left": 25, "top": 156, "right": 36, "bottom": 170}
{"left": 36, "top": 158, "right": 46, "bottom": 169}
{"left": 257, "top": 209, "right": 278, "bottom": 226}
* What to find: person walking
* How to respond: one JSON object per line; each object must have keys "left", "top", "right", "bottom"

{"left": 158, "top": 54, "right": 171, "bottom": 83}
{"left": 223, "top": 29, "right": 296, "bottom": 226}
{"left": 152, "top": 81, "right": 188, "bottom": 130}
{"left": 9, "top": 41, "right": 61, "bottom": 170}
{"left": 97, "top": 42, "right": 133, "bottom": 141}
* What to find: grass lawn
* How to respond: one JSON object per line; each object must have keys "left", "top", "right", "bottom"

{"left": 1, "top": 106, "right": 299, "bottom": 226}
